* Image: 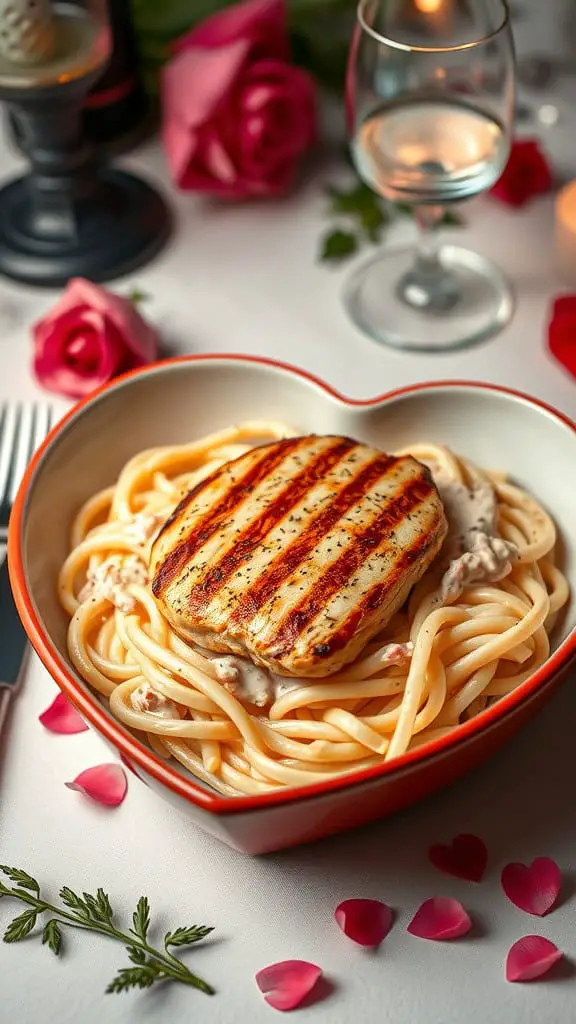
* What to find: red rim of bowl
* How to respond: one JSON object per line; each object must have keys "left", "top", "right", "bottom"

{"left": 9, "top": 354, "right": 576, "bottom": 816}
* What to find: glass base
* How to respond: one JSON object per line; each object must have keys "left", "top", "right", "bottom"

{"left": 343, "top": 244, "right": 514, "bottom": 353}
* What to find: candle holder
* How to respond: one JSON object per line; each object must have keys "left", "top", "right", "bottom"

{"left": 0, "top": 1, "right": 170, "bottom": 287}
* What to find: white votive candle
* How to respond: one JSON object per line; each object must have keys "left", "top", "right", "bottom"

{"left": 555, "top": 180, "right": 576, "bottom": 286}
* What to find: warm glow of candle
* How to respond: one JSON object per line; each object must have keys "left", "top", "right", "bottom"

{"left": 555, "top": 181, "right": 576, "bottom": 284}
{"left": 414, "top": 0, "right": 444, "bottom": 12}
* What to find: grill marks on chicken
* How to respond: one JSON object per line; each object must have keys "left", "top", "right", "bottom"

{"left": 151, "top": 435, "right": 448, "bottom": 677}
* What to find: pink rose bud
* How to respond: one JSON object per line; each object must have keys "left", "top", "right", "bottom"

{"left": 161, "top": 0, "right": 317, "bottom": 199}
{"left": 32, "top": 278, "right": 158, "bottom": 400}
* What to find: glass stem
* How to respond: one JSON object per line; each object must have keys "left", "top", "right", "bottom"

{"left": 396, "top": 205, "right": 460, "bottom": 313}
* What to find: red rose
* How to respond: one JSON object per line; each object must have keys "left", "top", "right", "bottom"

{"left": 32, "top": 278, "right": 158, "bottom": 400}
{"left": 490, "top": 139, "right": 552, "bottom": 208}
{"left": 161, "top": 0, "right": 316, "bottom": 199}
{"left": 548, "top": 294, "right": 576, "bottom": 380}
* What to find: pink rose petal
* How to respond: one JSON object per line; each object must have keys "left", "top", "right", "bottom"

{"left": 255, "top": 960, "right": 322, "bottom": 1011}
{"left": 175, "top": 0, "right": 288, "bottom": 60}
{"left": 501, "top": 857, "right": 561, "bottom": 916}
{"left": 407, "top": 898, "right": 472, "bottom": 940}
{"left": 335, "top": 899, "right": 393, "bottom": 947}
{"left": 506, "top": 936, "right": 563, "bottom": 982}
{"left": 65, "top": 764, "right": 127, "bottom": 807}
{"left": 428, "top": 833, "right": 488, "bottom": 882}
{"left": 39, "top": 693, "right": 88, "bottom": 734}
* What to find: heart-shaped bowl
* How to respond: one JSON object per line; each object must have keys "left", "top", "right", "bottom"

{"left": 9, "top": 356, "right": 576, "bottom": 853}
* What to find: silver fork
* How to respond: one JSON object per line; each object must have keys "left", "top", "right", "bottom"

{"left": 0, "top": 403, "right": 53, "bottom": 737}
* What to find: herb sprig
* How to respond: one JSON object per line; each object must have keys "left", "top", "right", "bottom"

{"left": 320, "top": 179, "right": 464, "bottom": 264}
{"left": 0, "top": 866, "right": 214, "bottom": 996}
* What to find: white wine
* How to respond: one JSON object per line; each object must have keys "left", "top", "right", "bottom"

{"left": 353, "top": 98, "right": 508, "bottom": 204}
{"left": 0, "top": 3, "right": 110, "bottom": 90}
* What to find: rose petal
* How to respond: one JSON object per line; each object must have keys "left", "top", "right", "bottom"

{"left": 506, "top": 936, "right": 563, "bottom": 982}
{"left": 334, "top": 899, "right": 393, "bottom": 947}
{"left": 428, "top": 833, "right": 488, "bottom": 883}
{"left": 547, "top": 296, "right": 576, "bottom": 380}
{"left": 490, "top": 138, "right": 552, "bottom": 207}
{"left": 255, "top": 960, "right": 322, "bottom": 1011}
{"left": 501, "top": 857, "right": 561, "bottom": 916}
{"left": 39, "top": 693, "right": 88, "bottom": 734}
{"left": 65, "top": 764, "right": 127, "bottom": 807}
{"left": 407, "top": 898, "right": 472, "bottom": 940}
{"left": 162, "top": 42, "right": 251, "bottom": 130}
{"left": 175, "top": 0, "right": 288, "bottom": 61}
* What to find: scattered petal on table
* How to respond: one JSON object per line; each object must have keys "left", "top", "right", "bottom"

{"left": 65, "top": 764, "right": 127, "bottom": 807}
{"left": 256, "top": 960, "right": 322, "bottom": 1011}
{"left": 428, "top": 833, "right": 488, "bottom": 882}
{"left": 407, "top": 898, "right": 471, "bottom": 940}
{"left": 506, "top": 936, "right": 563, "bottom": 982}
{"left": 501, "top": 858, "right": 561, "bottom": 916}
{"left": 335, "top": 898, "right": 393, "bottom": 946}
{"left": 39, "top": 693, "right": 88, "bottom": 734}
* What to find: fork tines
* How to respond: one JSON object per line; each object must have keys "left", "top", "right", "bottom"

{"left": 0, "top": 403, "right": 52, "bottom": 524}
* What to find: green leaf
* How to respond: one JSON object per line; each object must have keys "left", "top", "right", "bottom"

{"left": 3, "top": 909, "right": 37, "bottom": 943}
{"left": 82, "top": 892, "right": 102, "bottom": 920}
{"left": 127, "top": 945, "right": 147, "bottom": 965}
{"left": 42, "top": 920, "right": 62, "bottom": 956}
{"left": 439, "top": 208, "right": 464, "bottom": 228}
{"left": 106, "top": 965, "right": 159, "bottom": 994}
{"left": 59, "top": 887, "right": 89, "bottom": 916}
{"left": 131, "top": 897, "right": 151, "bottom": 942}
{"left": 319, "top": 229, "right": 358, "bottom": 264}
{"left": 95, "top": 889, "right": 114, "bottom": 924}
{"left": 127, "top": 287, "right": 150, "bottom": 306}
{"left": 394, "top": 202, "right": 414, "bottom": 217}
{"left": 0, "top": 882, "right": 11, "bottom": 897}
{"left": 327, "top": 181, "right": 377, "bottom": 216}
{"left": 80, "top": 890, "right": 114, "bottom": 925}
{"left": 165, "top": 925, "right": 213, "bottom": 949}
{"left": 358, "top": 203, "right": 387, "bottom": 240}
{"left": 0, "top": 867, "right": 40, "bottom": 894}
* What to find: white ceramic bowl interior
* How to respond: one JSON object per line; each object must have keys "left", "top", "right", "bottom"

{"left": 18, "top": 360, "right": 576, "bottom": 795}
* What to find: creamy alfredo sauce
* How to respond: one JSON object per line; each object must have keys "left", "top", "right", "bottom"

{"left": 432, "top": 474, "right": 518, "bottom": 601}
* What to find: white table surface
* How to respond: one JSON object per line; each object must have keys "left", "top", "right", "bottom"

{"left": 2, "top": 30, "right": 576, "bottom": 1023}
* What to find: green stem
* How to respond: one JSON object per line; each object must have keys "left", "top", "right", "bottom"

{"left": 2, "top": 888, "right": 214, "bottom": 995}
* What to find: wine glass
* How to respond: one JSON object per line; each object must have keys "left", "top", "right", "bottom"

{"left": 345, "top": 0, "right": 516, "bottom": 351}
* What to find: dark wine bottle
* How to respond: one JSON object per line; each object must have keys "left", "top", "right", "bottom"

{"left": 83, "top": 0, "right": 149, "bottom": 147}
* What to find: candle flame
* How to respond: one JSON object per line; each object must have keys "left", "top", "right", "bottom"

{"left": 414, "top": 0, "right": 444, "bottom": 12}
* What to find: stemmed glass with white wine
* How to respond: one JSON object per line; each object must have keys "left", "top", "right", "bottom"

{"left": 345, "top": 0, "right": 516, "bottom": 351}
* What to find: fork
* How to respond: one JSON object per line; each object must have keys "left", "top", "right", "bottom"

{"left": 0, "top": 403, "right": 53, "bottom": 737}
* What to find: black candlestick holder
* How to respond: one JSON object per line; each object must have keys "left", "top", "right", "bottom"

{"left": 0, "top": 52, "right": 170, "bottom": 287}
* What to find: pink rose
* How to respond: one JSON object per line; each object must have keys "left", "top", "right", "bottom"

{"left": 161, "top": 0, "right": 317, "bottom": 199}
{"left": 32, "top": 278, "right": 158, "bottom": 400}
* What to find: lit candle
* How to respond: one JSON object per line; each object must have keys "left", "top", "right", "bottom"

{"left": 555, "top": 181, "right": 576, "bottom": 285}
{"left": 412, "top": 0, "right": 453, "bottom": 37}
{"left": 414, "top": 0, "right": 444, "bottom": 12}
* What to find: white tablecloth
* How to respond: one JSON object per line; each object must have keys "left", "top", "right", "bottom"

{"left": 2, "top": 43, "right": 576, "bottom": 1024}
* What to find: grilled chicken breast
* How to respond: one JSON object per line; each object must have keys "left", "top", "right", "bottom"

{"left": 150, "top": 435, "right": 448, "bottom": 678}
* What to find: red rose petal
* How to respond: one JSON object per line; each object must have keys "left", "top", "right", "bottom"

{"left": 501, "top": 857, "right": 561, "bottom": 916}
{"left": 335, "top": 898, "right": 393, "bottom": 947}
{"left": 428, "top": 833, "right": 488, "bottom": 882}
{"left": 39, "top": 693, "right": 89, "bottom": 734}
{"left": 255, "top": 960, "right": 322, "bottom": 1011}
{"left": 548, "top": 295, "right": 576, "bottom": 380}
{"left": 506, "top": 936, "right": 563, "bottom": 982}
{"left": 65, "top": 764, "right": 127, "bottom": 807}
{"left": 407, "top": 898, "right": 472, "bottom": 940}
